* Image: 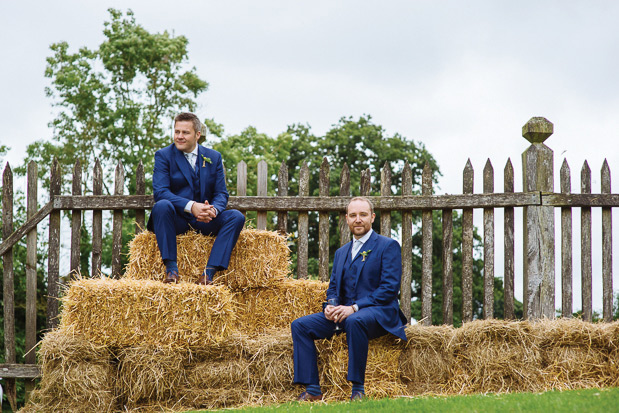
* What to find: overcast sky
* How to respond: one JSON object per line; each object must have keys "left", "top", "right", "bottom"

{"left": 1, "top": 1, "right": 619, "bottom": 314}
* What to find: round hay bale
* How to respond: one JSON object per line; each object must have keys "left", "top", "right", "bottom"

{"left": 124, "top": 229, "right": 290, "bottom": 289}
{"left": 59, "top": 278, "right": 236, "bottom": 348}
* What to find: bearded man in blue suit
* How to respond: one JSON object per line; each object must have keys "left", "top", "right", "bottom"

{"left": 147, "top": 112, "right": 245, "bottom": 284}
{"left": 291, "top": 197, "right": 407, "bottom": 401}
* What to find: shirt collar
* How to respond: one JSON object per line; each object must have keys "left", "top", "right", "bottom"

{"left": 188, "top": 145, "right": 198, "bottom": 157}
{"left": 354, "top": 229, "right": 373, "bottom": 245}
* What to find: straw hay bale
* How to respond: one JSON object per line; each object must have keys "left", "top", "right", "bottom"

{"left": 187, "top": 329, "right": 295, "bottom": 392}
{"left": 20, "top": 330, "right": 116, "bottom": 413}
{"left": 233, "top": 278, "right": 328, "bottom": 334}
{"left": 124, "top": 229, "right": 291, "bottom": 290}
{"left": 532, "top": 319, "right": 618, "bottom": 390}
{"left": 315, "top": 333, "right": 406, "bottom": 401}
{"left": 540, "top": 345, "right": 613, "bottom": 390}
{"left": 533, "top": 318, "right": 613, "bottom": 349}
{"left": 115, "top": 346, "right": 189, "bottom": 407}
{"left": 243, "top": 329, "right": 296, "bottom": 393}
{"left": 447, "top": 319, "right": 544, "bottom": 394}
{"left": 399, "top": 324, "right": 455, "bottom": 394}
{"left": 181, "top": 329, "right": 296, "bottom": 409}
{"left": 59, "top": 278, "right": 236, "bottom": 348}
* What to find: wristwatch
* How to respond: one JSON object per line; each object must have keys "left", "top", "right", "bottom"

{"left": 352, "top": 304, "right": 359, "bottom": 312}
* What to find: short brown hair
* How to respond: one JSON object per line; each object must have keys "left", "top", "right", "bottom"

{"left": 347, "top": 196, "right": 374, "bottom": 215}
{"left": 174, "top": 112, "right": 201, "bottom": 134}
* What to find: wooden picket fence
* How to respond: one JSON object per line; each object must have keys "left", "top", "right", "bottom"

{"left": 0, "top": 116, "right": 617, "bottom": 390}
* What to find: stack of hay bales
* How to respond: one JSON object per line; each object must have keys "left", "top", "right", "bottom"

{"left": 397, "top": 318, "right": 619, "bottom": 396}
{"left": 23, "top": 228, "right": 332, "bottom": 412}
{"left": 22, "top": 227, "right": 619, "bottom": 411}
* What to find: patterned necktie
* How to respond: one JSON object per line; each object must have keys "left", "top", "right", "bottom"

{"left": 352, "top": 239, "right": 363, "bottom": 260}
{"left": 185, "top": 153, "right": 196, "bottom": 171}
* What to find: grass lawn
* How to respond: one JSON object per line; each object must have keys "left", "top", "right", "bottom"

{"left": 187, "top": 387, "right": 619, "bottom": 412}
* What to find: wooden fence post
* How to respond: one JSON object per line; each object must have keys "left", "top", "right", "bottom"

{"left": 560, "top": 159, "right": 573, "bottom": 318}
{"left": 601, "top": 160, "right": 613, "bottom": 322}
{"left": 135, "top": 161, "right": 146, "bottom": 233}
{"left": 522, "top": 117, "right": 555, "bottom": 320}
{"left": 483, "top": 159, "right": 495, "bottom": 319}
{"left": 380, "top": 162, "right": 392, "bottom": 237}
{"left": 257, "top": 160, "right": 267, "bottom": 230}
{"left": 581, "top": 161, "right": 592, "bottom": 321}
{"left": 2, "top": 163, "right": 17, "bottom": 409}
{"left": 47, "top": 158, "right": 61, "bottom": 329}
{"left": 70, "top": 160, "right": 82, "bottom": 279}
{"left": 25, "top": 161, "right": 38, "bottom": 399}
{"left": 504, "top": 159, "right": 515, "bottom": 319}
{"left": 401, "top": 162, "right": 413, "bottom": 323}
{"left": 421, "top": 162, "right": 433, "bottom": 325}
{"left": 318, "top": 157, "right": 330, "bottom": 282}
{"left": 339, "top": 164, "right": 351, "bottom": 246}
{"left": 462, "top": 159, "right": 474, "bottom": 323}
{"left": 277, "top": 161, "right": 288, "bottom": 235}
{"left": 92, "top": 159, "right": 103, "bottom": 276}
{"left": 297, "top": 162, "right": 309, "bottom": 279}
{"left": 111, "top": 160, "right": 124, "bottom": 278}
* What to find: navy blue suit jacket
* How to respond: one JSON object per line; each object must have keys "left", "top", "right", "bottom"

{"left": 327, "top": 231, "right": 407, "bottom": 340}
{"left": 152, "top": 143, "right": 229, "bottom": 216}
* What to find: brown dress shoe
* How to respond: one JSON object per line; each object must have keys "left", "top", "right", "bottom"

{"left": 196, "top": 274, "right": 212, "bottom": 285}
{"left": 163, "top": 270, "right": 180, "bottom": 284}
{"left": 297, "top": 391, "right": 323, "bottom": 401}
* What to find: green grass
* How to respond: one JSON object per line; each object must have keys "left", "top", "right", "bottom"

{"left": 186, "top": 387, "right": 619, "bottom": 413}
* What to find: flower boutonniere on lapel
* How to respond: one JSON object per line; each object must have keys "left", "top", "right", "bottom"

{"left": 201, "top": 154, "right": 212, "bottom": 167}
{"left": 361, "top": 250, "right": 372, "bottom": 262}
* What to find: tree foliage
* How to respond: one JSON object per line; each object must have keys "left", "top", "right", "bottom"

{"left": 18, "top": 8, "right": 208, "bottom": 193}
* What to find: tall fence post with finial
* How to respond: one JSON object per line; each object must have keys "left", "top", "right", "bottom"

{"left": 522, "top": 117, "right": 555, "bottom": 320}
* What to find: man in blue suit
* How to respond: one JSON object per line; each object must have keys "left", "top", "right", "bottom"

{"left": 147, "top": 112, "right": 245, "bottom": 284}
{"left": 291, "top": 197, "right": 407, "bottom": 401}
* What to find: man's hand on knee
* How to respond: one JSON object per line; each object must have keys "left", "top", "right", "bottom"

{"left": 331, "top": 305, "right": 355, "bottom": 323}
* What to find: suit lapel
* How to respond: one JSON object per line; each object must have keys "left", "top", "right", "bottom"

{"left": 197, "top": 146, "right": 206, "bottom": 201}
{"left": 175, "top": 148, "right": 194, "bottom": 191}
{"left": 335, "top": 241, "right": 353, "bottom": 297}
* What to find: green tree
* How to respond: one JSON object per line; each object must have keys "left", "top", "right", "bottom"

{"left": 14, "top": 8, "right": 208, "bottom": 275}
{"left": 18, "top": 8, "right": 208, "bottom": 194}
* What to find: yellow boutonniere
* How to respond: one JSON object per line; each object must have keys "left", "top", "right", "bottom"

{"left": 201, "top": 154, "right": 212, "bottom": 167}
{"left": 361, "top": 250, "right": 371, "bottom": 261}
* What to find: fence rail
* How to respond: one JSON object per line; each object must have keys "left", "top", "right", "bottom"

{"left": 1, "top": 117, "right": 616, "bottom": 401}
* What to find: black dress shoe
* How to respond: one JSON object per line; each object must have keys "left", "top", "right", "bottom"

{"left": 163, "top": 270, "right": 180, "bottom": 284}
{"left": 297, "top": 391, "right": 323, "bottom": 401}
